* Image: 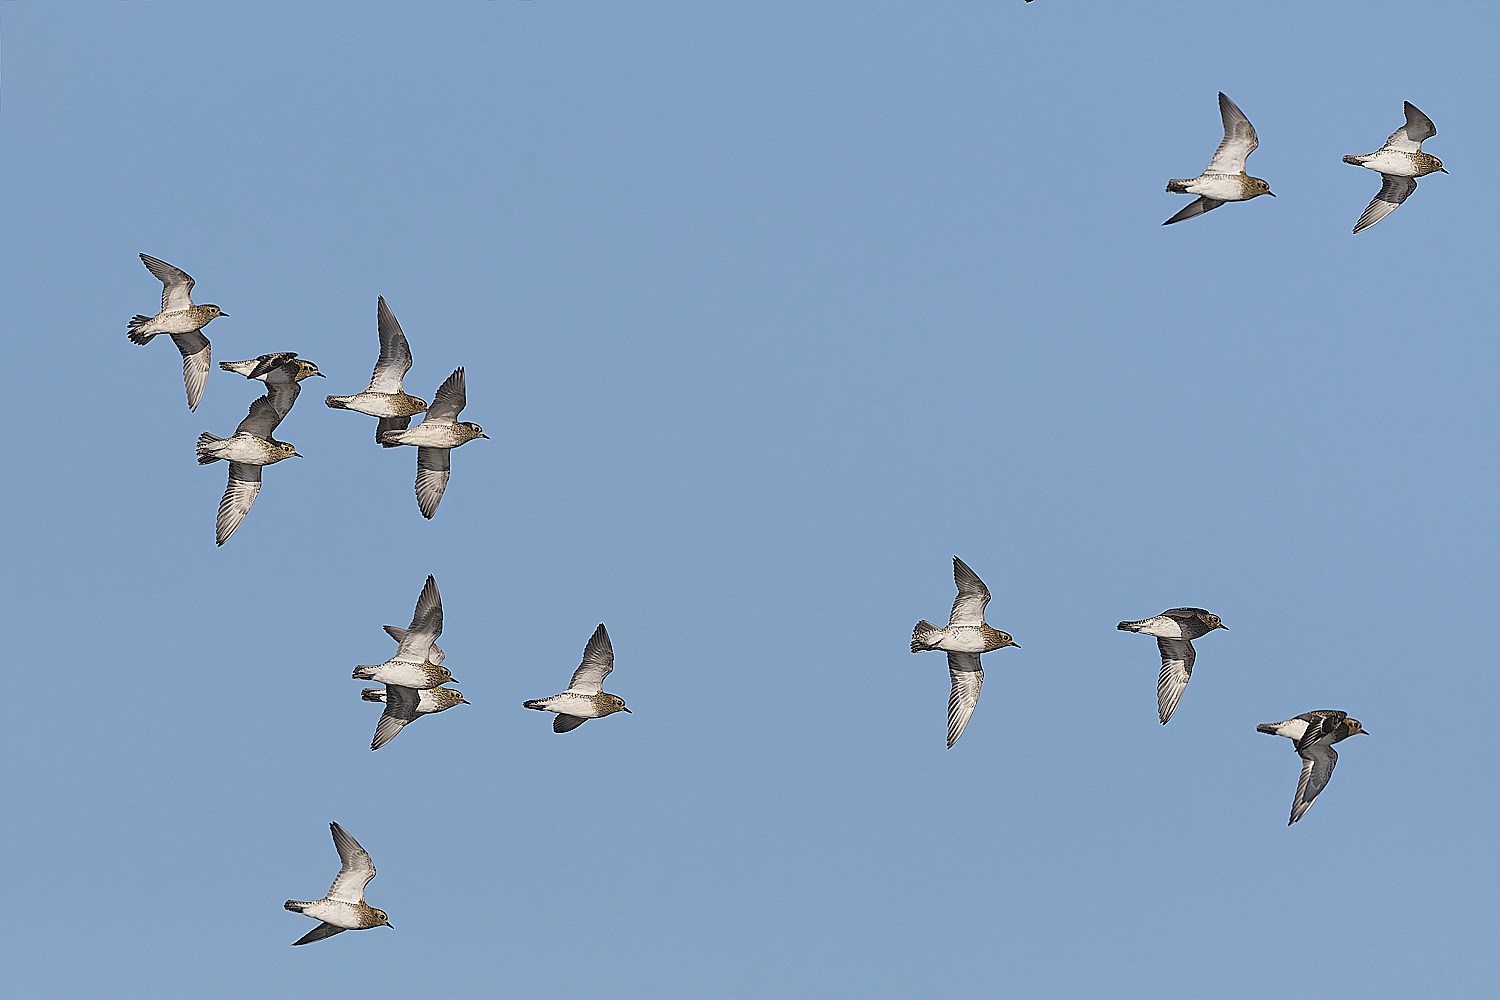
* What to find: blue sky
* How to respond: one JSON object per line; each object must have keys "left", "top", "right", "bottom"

{"left": 2, "top": 1, "right": 1496, "bottom": 996}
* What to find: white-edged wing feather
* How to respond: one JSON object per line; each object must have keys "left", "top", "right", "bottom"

{"left": 326, "top": 822, "right": 377, "bottom": 903}
{"left": 423, "top": 368, "right": 467, "bottom": 424}
{"left": 1290, "top": 743, "right": 1338, "bottom": 824}
{"left": 1155, "top": 637, "right": 1196, "bottom": 724}
{"left": 173, "top": 331, "right": 211, "bottom": 411}
{"left": 1352, "top": 175, "right": 1416, "bottom": 234}
{"left": 947, "top": 556, "right": 991, "bottom": 627}
{"left": 414, "top": 448, "right": 451, "bottom": 519}
{"left": 1385, "top": 101, "right": 1436, "bottom": 153}
{"left": 1205, "top": 92, "right": 1258, "bottom": 174}
{"left": 566, "top": 624, "right": 614, "bottom": 694}
{"left": 367, "top": 296, "right": 414, "bottom": 394}
{"left": 216, "top": 463, "right": 262, "bottom": 546}
{"left": 140, "top": 254, "right": 195, "bottom": 311}
{"left": 946, "top": 651, "right": 983, "bottom": 748}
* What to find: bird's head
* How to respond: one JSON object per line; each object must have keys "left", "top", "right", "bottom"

{"left": 202, "top": 304, "right": 226, "bottom": 318}
{"left": 461, "top": 421, "right": 489, "bottom": 440}
{"left": 605, "top": 694, "right": 631, "bottom": 715}
{"left": 294, "top": 360, "right": 325, "bottom": 380}
{"left": 277, "top": 442, "right": 301, "bottom": 459}
{"left": 1343, "top": 718, "right": 1369, "bottom": 737}
{"left": 372, "top": 909, "right": 392, "bottom": 927}
{"left": 434, "top": 688, "right": 467, "bottom": 710}
{"left": 1197, "top": 612, "right": 1227, "bottom": 631}
{"left": 1248, "top": 177, "right": 1274, "bottom": 198}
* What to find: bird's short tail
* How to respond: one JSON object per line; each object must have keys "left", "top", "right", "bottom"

{"left": 352, "top": 665, "right": 379, "bottom": 681}
{"left": 911, "top": 621, "right": 941, "bottom": 653}
{"left": 1255, "top": 723, "right": 1279, "bottom": 735}
{"left": 361, "top": 688, "right": 387, "bottom": 703}
{"left": 284, "top": 900, "right": 309, "bottom": 913}
{"left": 324, "top": 395, "right": 350, "bottom": 409}
{"left": 523, "top": 699, "right": 547, "bottom": 711}
{"left": 1165, "top": 179, "right": 1192, "bottom": 194}
{"left": 127, "top": 316, "right": 157, "bottom": 344}
{"left": 1341, "top": 155, "right": 1364, "bottom": 166}
{"left": 219, "top": 359, "right": 254, "bottom": 376}
{"left": 196, "top": 432, "right": 224, "bottom": 464}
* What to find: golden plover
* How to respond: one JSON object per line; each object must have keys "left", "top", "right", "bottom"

{"left": 1163, "top": 93, "right": 1274, "bottom": 225}
{"left": 284, "top": 822, "right": 392, "bottom": 945}
{"left": 1116, "top": 608, "right": 1226, "bottom": 724}
{"left": 1344, "top": 101, "right": 1446, "bottom": 234}
{"left": 1257, "top": 710, "right": 1368, "bottom": 824}
{"left": 379, "top": 367, "right": 488, "bottom": 518}
{"left": 325, "top": 296, "right": 428, "bottom": 444}
{"left": 127, "top": 254, "right": 227, "bottom": 411}
{"left": 523, "top": 623, "right": 631, "bottom": 732}
{"left": 352, "top": 575, "right": 454, "bottom": 689}
{"left": 196, "top": 396, "right": 300, "bottom": 546}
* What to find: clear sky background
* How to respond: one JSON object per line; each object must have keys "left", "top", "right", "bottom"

{"left": 2, "top": 2, "right": 1496, "bottom": 996}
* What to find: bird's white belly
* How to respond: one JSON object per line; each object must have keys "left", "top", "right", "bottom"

{"left": 386, "top": 424, "right": 451, "bottom": 447}
{"left": 342, "top": 394, "right": 412, "bottom": 418}
{"left": 1357, "top": 151, "right": 1421, "bottom": 176}
{"left": 935, "top": 628, "right": 987, "bottom": 653}
{"left": 150, "top": 310, "right": 206, "bottom": 335}
{"left": 1130, "top": 617, "right": 1185, "bottom": 639}
{"left": 551, "top": 693, "right": 603, "bottom": 717}
{"left": 302, "top": 900, "right": 362, "bottom": 928}
{"left": 1186, "top": 174, "right": 1250, "bottom": 201}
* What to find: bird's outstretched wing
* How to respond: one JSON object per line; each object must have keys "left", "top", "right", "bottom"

{"left": 423, "top": 368, "right": 467, "bottom": 424}
{"left": 946, "top": 651, "right": 983, "bottom": 748}
{"left": 216, "top": 462, "right": 262, "bottom": 546}
{"left": 394, "top": 576, "right": 443, "bottom": 661}
{"left": 1205, "top": 92, "right": 1258, "bottom": 174}
{"left": 326, "top": 822, "right": 377, "bottom": 902}
{"left": 235, "top": 395, "right": 283, "bottom": 438}
{"left": 292, "top": 922, "right": 346, "bottom": 946}
{"left": 171, "top": 330, "right": 212, "bottom": 411}
{"left": 1155, "top": 637, "right": 1196, "bottom": 724}
{"left": 1163, "top": 196, "right": 1225, "bottom": 226}
{"left": 371, "top": 686, "right": 421, "bottom": 750}
{"left": 947, "top": 556, "right": 991, "bottom": 627}
{"left": 554, "top": 714, "right": 588, "bottom": 733}
{"left": 140, "top": 254, "right": 195, "bottom": 311}
{"left": 566, "top": 624, "right": 614, "bottom": 694}
{"left": 1385, "top": 101, "right": 1436, "bottom": 152}
{"left": 415, "top": 447, "right": 451, "bottom": 519}
{"left": 1352, "top": 175, "right": 1417, "bottom": 234}
{"left": 1290, "top": 743, "right": 1338, "bottom": 824}
{"left": 367, "top": 296, "right": 414, "bottom": 393}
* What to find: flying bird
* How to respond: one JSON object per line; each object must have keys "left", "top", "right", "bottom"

{"left": 1163, "top": 93, "right": 1274, "bottom": 225}
{"left": 1343, "top": 102, "right": 1446, "bottom": 234}
{"left": 910, "top": 556, "right": 1019, "bottom": 748}
{"left": 352, "top": 575, "right": 455, "bottom": 689}
{"left": 284, "top": 822, "right": 392, "bottom": 945}
{"left": 362, "top": 684, "right": 468, "bottom": 750}
{"left": 523, "top": 624, "right": 631, "bottom": 732}
{"left": 196, "top": 396, "right": 300, "bottom": 546}
{"left": 1117, "top": 608, "right": 1226, "bottom": 724}
{"left": 127, "top": 254, "right": 227, "bottom": 410}
{"left": 220, "top": 353, "right": 324, "bottom": 423}
{"left": 379, "top": 367, "right": 488, "bottom": 518}
{"left": 1257, "top": 710, "right": 1368, "bottom": 824}
{"left": 325, "top": 296, "right": 428, "bottom": 444}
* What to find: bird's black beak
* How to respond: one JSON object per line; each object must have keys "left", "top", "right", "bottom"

{"left": 314, "top": 372, "right": 326, "bottom": 378}
{"left": 1266, "top": 191, "right": 1276, "bottom": 197}
{"left": 1218, "top": 624, "right": 1229, "bottom": 630}
{"left": 480, "top": 433, "right": 490, "bottom": 439}
{"left": 623, "top": 707, "right": 632, "bottom": 713}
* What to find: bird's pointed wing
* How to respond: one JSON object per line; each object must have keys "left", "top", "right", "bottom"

{"left": 946, "top": 651, "right": 983, "bottom": 748}
{"left": 367, "top": 296, "right": 414, "bottom": 393}
{"left": 566, "top": 624, "right": 614, "bottom": 694}
{"left": 372, "top": 685, "right": 421, "bottom": 749}
{"left": 265, "top": 380, "right": 302, "bottom": 422}
{"left": 393, "top": 576, "right": 442, "bottom": 660}
{"left": 1205, "top": 92, "right": 1258, "bottom": 174}
{"left": 1385, "top": 101, "right": 1436, "bottom": 152}
{"left": 216, "top": 463, "right": 262, "bottom": 546}
{"left": 383, "top": 625, "right": 444, "bottom": 666}
{"left": 247, "top": 352, "right": 299, "bottom": 379}
{"left": 1163, "top": 196, "right": 1225, "bottom": 226}
{"left": 292, "top": 922, "right": 347, "bottom": 946}
{"left": 1294, "top": 711, "right": 1347, "bottom": 754}
{"left": 234, "top": 395, "right": 283, "bottom": 438}
{"left": 326, "top": 823, "right": 377, "bottom": 902}
{"left": 415, "top": 448, "right": 451, "bottom": 519}
{"left": 172, "top": 331, "right": 212, "bottom": 411}
{"left": 1155, "top": 637, "right": 1196, "bottom": 724}
{"left": 1352, "top": 175, "right": 1416, "bottom": 234}
{"left": 554, "top": 714, "right": 588, "bottom": 733}
{"left": 1290, "top": 743, "right": 1338, "bottom": 824}
{"left": 140, "top": 254, "right": 195, "bottom": 311}
{"left": 946, "top": 556, "right": 991, "bottom": 627}
{"left": 422, "top": 368, "right": 466, "bottom": 424}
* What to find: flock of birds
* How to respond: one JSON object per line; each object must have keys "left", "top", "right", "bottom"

{"left": 122, "top": 86, "right": 1425, "bottom": 948}
{"left": 1163, "top": 93, "right": 1444, "bottom": 231}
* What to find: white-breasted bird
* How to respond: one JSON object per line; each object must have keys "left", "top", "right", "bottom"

{"left": 284, "top": 822, "right": 392, "bottom": 945}
{"left": 1163, "top": 93, "right": 1274, "bottom": 225}
{"left": 910, "top": 556, "right": 1018, "bottom": 748}
{"left": 1116, "top": 608, "right": 1227, "bottom": 724}
{"left": 523, "top": 624, "right": 631, "bottom": 732}
{"left": 1257, "top": 710, "right": 1369, "bottom": 824}
{"left": 325, "top": 296, "right": 428, "bottom": 444}
{"left": 127, "top": 254, "right": 227, "bottom": 411}
{"left": 362, "top": 684, "right": 468, "bottom": 750}
{"left": 195, "top": 396, "right": 301, "bottom": 546}
{"left": 352, "top": 575, "right": 454, "bottom": 689}
{"left": 379, "top": 367, "right": 488, "bottom": 518}
{"left": 1343, "top": 102, "right": 1446, "bottom": 234}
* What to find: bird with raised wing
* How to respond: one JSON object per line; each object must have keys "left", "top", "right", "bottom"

{"left": 325, "top": 296, "right": 428, "bottom": 444}
{"left": 379, "top": 367, "right": 488, "bottom": 518}
{"left": 352, "top": 575, "right": 455, "bottom": 689}
{"left": 1257, "top": 710, "right": 1368, "bottom": 824}
{"left": 1116, "top": 608, "right": 1226, "bottom": 724}
{"left": 284, "top": 822, "right": 392, "bottom": 945}
{"left": 363, "top": 684, "right": 468, "bottom": 750}
{"left": 1163, "top": 93, "right": 1274, "bottom": 225}
{"left": 1343, "top": 102, "right": 1446, "bottom": 234}
{"left": 523, "top": 624, "right": 631, "bottom": 733}
{"left": 196, "top": 396, "right": 301, "bottom": 546}
{"left": 910, "top": 556, "right": 1019, "bottom": 748}
{"left": 220, "top": 353, "right": 324, "bottom": 423}
{"left": 127, "top": 254, "right": 227, "bottom": 410}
